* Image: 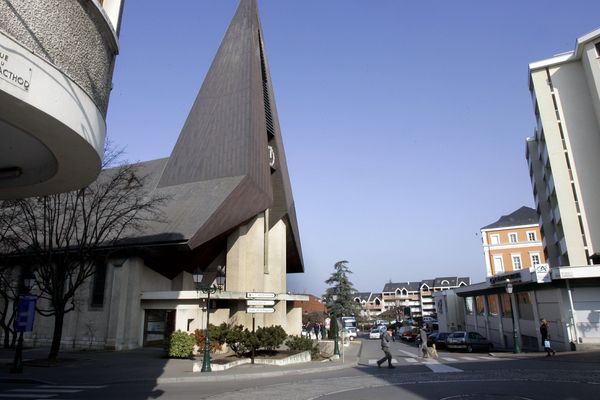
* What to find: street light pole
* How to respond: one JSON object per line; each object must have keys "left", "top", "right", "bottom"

{"left": 506, "top": 280, "right": 521, "bottom": 354}
{"left": 193, "top": 266, "right": 226, "bottom": 373}
{"left": 330, "top": 294, "right": 340, "bottom": 357}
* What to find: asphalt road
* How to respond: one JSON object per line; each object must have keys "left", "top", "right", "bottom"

{"left": 1, "top": 338, "right": 599, "bottom": 400}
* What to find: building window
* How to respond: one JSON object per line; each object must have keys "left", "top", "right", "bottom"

{"left": 500, "top": 293, "right": 512, "bottom": 317}
{"left": 475, "top": 296, "right": 485, "bottom": 315}
{"left": 517, "top": 292, "right": 534, "bottom": 320}
{"left": 527, "top": 231, "right": 537, "bottom": 241}
{"left": 512, "top": 255, "right": 522, "bottom": 270}
{"left": 596, "top": 42, "right": 600, "bottom": 57}
{"left": 508, "top": 233, "right": 518, "bottom": 243}
{"left": 465, "top": 297, "right": 474, "bottom": 315}
{"left": 91, "top": 261, "right": 107, "bottom": 308}
{"left": 490, "top": 234, "right": 500, "bottom": 245}
{"left": 487, "top": 295, "right": 499, "bottom": 316}
{"left": 493, "top": 256, "right": 504, "bottom": 274}
{"left": 530, "top": 253, "right": 541, "bottom": 266}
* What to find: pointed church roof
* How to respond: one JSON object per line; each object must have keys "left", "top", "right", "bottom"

{"left": 119, "top": 0, "right": 303, "bottom": 273}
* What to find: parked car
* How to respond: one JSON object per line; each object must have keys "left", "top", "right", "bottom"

{"left": 369, "top": 327, "right": 382, "bottom": 340}
{"left": 399, "top": 326, "right": 419, "bottom": 342}
{"left": 446, "top": 331, "right": 493, "bottom": 352}
{"left": 427, "top": 331, "right": 451, "bottom": 349}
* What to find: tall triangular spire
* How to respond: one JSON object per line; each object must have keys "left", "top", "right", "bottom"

{"left": 157, "top": 0, "right": 302, "bottom": 272}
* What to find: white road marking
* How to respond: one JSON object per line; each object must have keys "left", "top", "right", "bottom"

{"left": 368, "top": 359, "right": 399, "bottom": 365}
{"left": 461, "top": 356, "right": 479, "bottom": 361}
{"left": 421, "top": 359, "right": 463, "bottom": 373}
{"left": 405, "top": 358, "right": 418, "bottom": 363}
{"left": 441, "top": 357, "right": 458, "bottom": 361}
{"left": 398, "top": 349, "right": 419, "bottom": 357}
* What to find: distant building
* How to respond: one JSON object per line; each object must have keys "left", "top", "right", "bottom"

{"left": 481, "top": 206, "right": 546, "bottom": 277}
{"left": 526, "top": 27, "right": 600, "bottom": 267}
{"left": 355, "top": 277, "right": 470, "bottom": 320}
{"left": 353, "top": 292, "right": 383, "bottom": 320}
{"left": 291, "top": 294, "right": 327, "bottom": 316}
{"left": 0, "top": 0, "right": 124, "bottom": 198}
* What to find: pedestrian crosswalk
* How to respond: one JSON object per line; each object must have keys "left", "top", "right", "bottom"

{"left": 367, "top": 355, "right": 497, "bottom": 366}
{"left": 0, "top": 384, "right": 105, "bottom": 399}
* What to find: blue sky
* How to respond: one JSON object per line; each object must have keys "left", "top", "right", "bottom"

{"left": 106, "top": 0, "right": 600, "bottom": 296}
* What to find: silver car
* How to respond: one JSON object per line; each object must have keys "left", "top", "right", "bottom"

{"left": 446, "top": 331, "right": 493, "bottom": 353}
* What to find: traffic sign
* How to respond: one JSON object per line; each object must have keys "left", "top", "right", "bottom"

{"left": 246, "top": 299, "right": 275, "bottom": 306}
{"left": 247, "top": 307, "right": 275, "bottom": 313}
{"left": 246, "top": 292, "right": 276, "bottom": 299}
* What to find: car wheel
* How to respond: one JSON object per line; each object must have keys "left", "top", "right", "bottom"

{"left": 467, "top": 344, "right": 474, "bottom": 353}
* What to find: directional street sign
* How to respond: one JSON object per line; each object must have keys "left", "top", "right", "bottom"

{"left": 246, "top": 292, "right": 276, "bottom": 299}
{"left": 247, "top": 307, "right": 275, "bottom": 313}
{"left": 246, "top": 299, "right": 275, "bottom": 306}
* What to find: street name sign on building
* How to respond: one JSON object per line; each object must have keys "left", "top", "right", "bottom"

{"left": 246, "top": 299, "right": 275, "bottom": 306}
{"left": 247, "top": 307, "right": 275, "bottom": 314}
{"left": 246, "top": 292, "right": 276, "bottom": 299}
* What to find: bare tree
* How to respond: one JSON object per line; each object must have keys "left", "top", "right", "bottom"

{"left": 0, "top": 203, "right": 21, "bottom": 348}
{"left": 0, "top": 152, "right": 167, "bottom": 360}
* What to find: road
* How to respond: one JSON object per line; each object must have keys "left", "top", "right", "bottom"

{"left": 1, "top": 337, "right": 599, "bottom": 399}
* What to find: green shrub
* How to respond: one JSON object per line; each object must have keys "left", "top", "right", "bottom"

{"left": 256, "top": 325, "right": 287, "bottom": 351}
{"left": 285, "top": 335, "right": 315, "bottom": 352}
{"left": 194, "top": 322, "right": 230, "bottom": 353}
{"left": 226, "top": 325, "right": 252, "bottom": 357}
{"left": 167, "top": 330, "right": 195, "bottom": 358}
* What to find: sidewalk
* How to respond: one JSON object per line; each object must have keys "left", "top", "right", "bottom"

{"left": 0, "top": 341, "right": 362, "bottom": 385}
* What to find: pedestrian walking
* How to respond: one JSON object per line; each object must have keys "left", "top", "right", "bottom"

{"left": 376, "top": 327, "right": 395, "bottom": 369}
{"left": 540, "top": 319, "right": 556, "bottom": 356}
{"left": 314, "top": 322, "right": 321, "bottom": 340}
{"left": 419, "top": 325, "right": 429, "bottom": 358}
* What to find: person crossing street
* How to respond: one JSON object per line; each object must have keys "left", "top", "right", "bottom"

{"left": 376, "top": 327, "right": 395, "bottom": 369}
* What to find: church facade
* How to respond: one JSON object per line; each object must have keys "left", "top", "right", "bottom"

{"left": 16, "top": 0, "right": 306, "bottom": 351}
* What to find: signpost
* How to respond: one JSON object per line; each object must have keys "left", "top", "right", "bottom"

{"left": 246, "top": 292, "right": 276, "bottom": 299}
{"left": 245, "top": 292, "right": 277, "bottom": 364}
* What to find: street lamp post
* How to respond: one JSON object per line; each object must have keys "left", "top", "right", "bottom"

{"left": 505, "top": 280, "right": 521, "bottom": 354}
{"left": 330, "top": 294, "right": 340, "bottom": 357}
{"left": 193, "top": 266, "right": 225, "bottom": 373}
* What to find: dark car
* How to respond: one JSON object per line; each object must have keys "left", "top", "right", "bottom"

{"left": 400, "top": 326, "right": 419, "bottom": 342}
{"left": 427, "top": 331, "right": 451, "bottom": 349}
{"left": 446, "top": 331, "right": 493, "bottom": 353}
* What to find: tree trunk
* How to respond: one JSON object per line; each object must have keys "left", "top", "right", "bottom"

{"left": 48, "top": 310, "right": 65, "bottom": 360}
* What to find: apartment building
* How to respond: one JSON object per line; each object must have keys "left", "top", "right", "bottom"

{"left": 355, "top": 277, "right": 470, "bottom": 320}
{"left": 481, "top": 206, "right": 546, "bottom": 276}
{"left": 526, "top": 28, "right": 600, "bottom": 268}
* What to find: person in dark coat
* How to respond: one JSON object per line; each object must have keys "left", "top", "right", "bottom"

{"left": 540, "top": 319, "right": 556, "bottom": 356}
{"left": 376, "top": 327, "right": 395, "bottom": 368}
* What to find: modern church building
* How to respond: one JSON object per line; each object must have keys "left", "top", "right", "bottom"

{"left": 12, "top": 0, "right": 306, "bottom": 351}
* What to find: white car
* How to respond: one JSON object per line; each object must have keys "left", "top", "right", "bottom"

{"left": 369, "top": 328, "right": 382, "bottom": 340}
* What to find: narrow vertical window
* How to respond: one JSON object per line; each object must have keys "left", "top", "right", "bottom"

{"left": 512, "top": 255, "right": 522, "bottom": 270}
{"left": 91, "top": 261, "right": 107, "bottom": 308}
{"left": 508, "top": 233, "right": 518, "bottom": 243}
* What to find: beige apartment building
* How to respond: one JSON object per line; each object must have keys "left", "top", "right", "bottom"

{"left": 526, "top": 28, "right": 600, "bottom": 268}
{"left": 481, "top": 206, "right": 546, "bottom": 277}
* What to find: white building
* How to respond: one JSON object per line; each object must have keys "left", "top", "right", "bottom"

{"left": 526, "top": 28, "right": 600, "bottom": 268}
{"left": 0, "top": 0, "right": 124, "bottom": 198}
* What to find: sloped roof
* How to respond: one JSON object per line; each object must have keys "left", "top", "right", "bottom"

{"left": 382, "top": 282, "right": 420, "bottom": 292}
{"left": 354, "top": 292, "right": 371, "bottom": 302}
{"left": 113, "top": 0, "right": 303, "bottom": 273}
{"left": 481, "top": 206, "right": 538, "bottom": 230}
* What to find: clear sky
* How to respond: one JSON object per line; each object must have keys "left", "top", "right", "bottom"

{"left": 106, "top": 0, "right": 600, "bottom": 297}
